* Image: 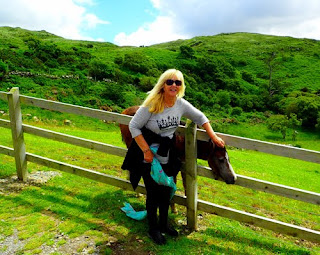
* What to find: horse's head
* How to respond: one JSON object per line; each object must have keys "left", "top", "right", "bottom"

{"left": 207, "top": 140, "right": 237, "bottom": 184}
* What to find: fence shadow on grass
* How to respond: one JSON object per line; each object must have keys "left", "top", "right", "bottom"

{"left": 204, "top": 226, "right": 312, "bottom": 255}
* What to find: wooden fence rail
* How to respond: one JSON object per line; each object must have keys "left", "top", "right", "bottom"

{"left": 0, "top": 88, "right": 319, "bottom": 243}
{"left": 2, "top": 91, "right": 320, "bottom": 164}
{"left": 1, "top": 117, "right": 319, "bottom": 205}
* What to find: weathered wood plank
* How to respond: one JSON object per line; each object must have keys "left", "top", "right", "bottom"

{"left": 0, "top": 91, "right": 8, "bottom": 101}
{"left": 0, "top": 120, "right": 127, "bottom": 157}
{"left": 25, "top": 152, "right": 187, "bottom": 206}
{"left": 235, "top": 173, "right": 320, "bottom": 205}
{"left": 7, "top": 88, "right": 27, "bottom": 181}
{"left": 198, "top": 199, "right": 320, "bottom": 243}
{"left": 3, "top": 92, "right": 320, "bottom": 204}
{"left": 22, "top": 124, "right": 127, "bottom": 157}
{"left": 197, "top": 165, "right": 320, "bottom": 205}
{"left": 19, "top": 95, "right": 132, "bottom": 125}
{"left": 0, "top": 118, "right": 10, "bottom": 128}
{"left": 197, "top": 129, "right": 320, "bottom": 164}
{"left": 0, "top": 145, "right": 15, "bottom": 157}
{"left": 13, "top": 92, "right": 320, "bottom": 164}
{"left": 26, "top": 152, "right": 134, "bottom": 189}
{"left": 185, "top": 121, "right": 198, "bottom": 230}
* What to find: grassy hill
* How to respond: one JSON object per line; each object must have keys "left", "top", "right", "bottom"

{"left": 0, "top": 26, "right": 320, "bottom": 137}
{"left": 0, "top": 27, "right": 320, "bottom": 254}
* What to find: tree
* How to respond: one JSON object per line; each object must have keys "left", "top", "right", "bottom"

{"left": 279, "top": 91, "right": 320, "bottom": 128}
{"left": 267, "top": 115, "right": 289, "bottom": 140}
{"left": 88, "top": 61, "right": 114, "bottom": 81}
{"left": 288, "top": 113, "right": 302, "bottom": 141}
{"left": 264, "top": 52, "right": 279, "bottom": 97}
{"left": 316, "top": 113, "right": 320, "bottom": 131}
{"left": 179, "top": 45, "right": 195, "bottom": 59}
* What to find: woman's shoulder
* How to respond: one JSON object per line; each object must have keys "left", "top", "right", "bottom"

{"left": 133, "top": 105, "right": 152, "bottom": 118}
{"left": 176, "top": 97, "right": 188, "bottom": 105}
{"left": 176, "top": 97, "right": 192, "bottom": 108}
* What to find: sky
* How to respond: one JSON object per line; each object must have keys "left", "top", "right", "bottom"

{"left": 1, "top": 0, "right": 320, "bottom": 46}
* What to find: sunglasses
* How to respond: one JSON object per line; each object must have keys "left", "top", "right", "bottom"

{"left": 166, "top": 79, "right": 182, "bottom": 86}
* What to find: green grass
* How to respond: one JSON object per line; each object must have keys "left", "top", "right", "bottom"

{"left": 0, "top": 117, "right": 319, "bottom": 254}
{"left": 224, "top": 121, "right": 320, "bottom": 151}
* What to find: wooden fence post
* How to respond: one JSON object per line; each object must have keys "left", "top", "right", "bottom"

{"left": 185, "top": 120, "right": 198, "bottom": 230}
{"left": 7, "top": 87, "right": 27, "bottom": 181}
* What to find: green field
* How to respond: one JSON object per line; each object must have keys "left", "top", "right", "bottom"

{"left": 0, "top": 27, "right": 319, "bottom": 254}
{"left": 0, "top": 111, "right": 319, "bottom": 254}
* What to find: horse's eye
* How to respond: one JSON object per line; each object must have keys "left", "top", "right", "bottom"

{"left": 218, "top": 158, "right": 224, "bottom": 162}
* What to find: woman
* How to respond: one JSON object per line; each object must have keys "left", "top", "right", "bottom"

{"left": 122, "top": 69, "right": 225, "bottom": 245}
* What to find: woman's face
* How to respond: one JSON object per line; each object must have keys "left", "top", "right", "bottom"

{"left": 163, "top": 74, "right": 182, "bottom": 99}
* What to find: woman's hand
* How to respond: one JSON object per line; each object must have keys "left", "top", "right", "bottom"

{"left": 134, "top": 134, "right": 154, "bottom": 163}
{"left": 143, "top": 149, "right": 154, "bottom": 163}
{"left": 202, "top": 122, "right": 225, "bottom": 148}
{"left": 212, "top": 136, "right": 225, "bottom": 148}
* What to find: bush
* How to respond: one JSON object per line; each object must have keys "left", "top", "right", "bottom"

{"left": 123, "top": 52, "right": 156, "bottom": 74}
{"left": 139, "top": 76, "right": 156, "bottom": 92}
{"left": 102, "top": 82, "right": 125, "bottom": 105}
{"left": 231, "top": 107, "right": 243, "bottom": 116}
{"left": 241, "top": 70, "right": 255, "bottom": 83}
{"left": 0, "top": 60, "right": 8, "bottom": 80}
{"left": 216, "top": 90, "right": 231, "bottom": 107}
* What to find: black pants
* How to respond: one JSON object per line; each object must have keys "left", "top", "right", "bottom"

{"left": 142, "top": 163, "right": 172, "bottom": 231}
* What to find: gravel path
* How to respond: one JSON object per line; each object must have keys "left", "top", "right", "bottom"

{"left": 0, "top": 171, "right": 104, "bottom": 255}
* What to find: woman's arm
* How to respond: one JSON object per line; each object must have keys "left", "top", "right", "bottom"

{"left": 181, "top": 99, "right": 225, "bottom": 147}
{"left": 202, "top": 122, "right": 225, "bottom": 148}
{"left": 128, "top": 106, "right": 154, "bottom": 162}
{"left": 134, "top": 134, "right": 154, "bottom": 163}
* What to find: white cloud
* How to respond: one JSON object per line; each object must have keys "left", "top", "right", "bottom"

{"left": 83, "top": 14, "right": 109, "bottom": 29}
{"left": 114, "top": 16, "right": 189, "bottom": 46}
{"left": 0, "top": 0, "right": 108, "bottom": 41}
{"left": 114, "top": 0, "right": 320, "bottom": 46}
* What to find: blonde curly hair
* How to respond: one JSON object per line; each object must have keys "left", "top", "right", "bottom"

{"left": 142, "top": 69, "right": 185, "bottom": 113}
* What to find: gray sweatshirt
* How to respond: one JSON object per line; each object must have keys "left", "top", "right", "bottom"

{"left": 129, "top": 98, "right": 209, "bottom": 163}
{"left": 130, "top": 98, "right": 209, "bottom": 138}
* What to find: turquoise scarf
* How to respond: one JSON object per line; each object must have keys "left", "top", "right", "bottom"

{"left": 121, "top": 146, "right": 177, "bottom": 220}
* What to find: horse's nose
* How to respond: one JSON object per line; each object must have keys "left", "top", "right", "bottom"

{"left": 225, "top": 165, "right": 237, "bottom": 184}
{"left": 225, "top": 175, "right": 236, "bottom": 184}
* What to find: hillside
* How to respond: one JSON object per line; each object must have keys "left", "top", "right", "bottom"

{"left": 0, "top": 26, "right": 320, "bottom": 131}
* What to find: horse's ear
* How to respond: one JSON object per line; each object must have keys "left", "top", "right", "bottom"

{"left": 209, "top": 139, "right": 216, "bottom": 149}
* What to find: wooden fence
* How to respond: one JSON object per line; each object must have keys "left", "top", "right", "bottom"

{"left": 0, "top": 87, "right": 320, "bottom": 243}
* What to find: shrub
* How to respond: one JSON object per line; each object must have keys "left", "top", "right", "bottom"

{"left": 241, "top": 70, "right": 255, "bottom": 83}
{"left": 231, "top": 107, "right": 243, "bottom": 116}
{"left": 216, "top": 90, "right": 231, "bottom": 107}
{"left": 0, "top": 60, "right": 8, "bottom": 80}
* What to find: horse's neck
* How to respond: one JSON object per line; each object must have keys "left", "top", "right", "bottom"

{"left": 197, "top": 140, "right": 211, "bottom": 160}
{"left": 175, "top": 136, "right": 211, "bottom": 160}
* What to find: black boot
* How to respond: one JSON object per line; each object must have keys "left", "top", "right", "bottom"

{"left": 148, "top": 229, "right": 166, "bottom": 245}
{"left": 160, "top": 225, "right": 179, "bottom": 237}
{"left": 159, "top": 208, "right": 178, "bottom": 236}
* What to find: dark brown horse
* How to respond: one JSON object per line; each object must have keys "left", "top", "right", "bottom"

{"left": 120, "top": 106, "right": 237, "bottom": 209}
